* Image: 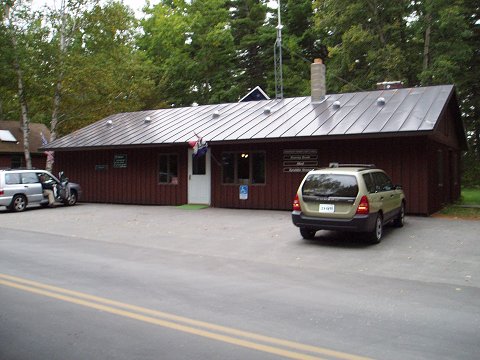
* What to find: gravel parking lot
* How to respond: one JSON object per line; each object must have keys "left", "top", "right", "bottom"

{"left": 1, "top": 203, "right": 479, "bottom": 288}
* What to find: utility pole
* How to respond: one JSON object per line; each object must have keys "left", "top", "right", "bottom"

{"left": 274, "top": 0, "right": 283, "bottom": 100}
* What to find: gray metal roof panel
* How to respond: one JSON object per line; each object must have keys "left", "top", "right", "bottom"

{"left": 44, "top": 85, "right": 456, "bottom": 150}
{"left": 201, "top": 100, "right": 271, "bottom": 141}
{"left": 417, "top": 85, "right": 452, "bottom": 131}
{"left": 241, "top": 97, "right": 306, "bottom": 139}
{"left": 362, "top": 88, "right": 411, "bottom": 134}
{"left": 319, "top": 91, "right": 375, "bottom": 135}
{"left": 296, "top": 93, "right": 355, "bottom": 137}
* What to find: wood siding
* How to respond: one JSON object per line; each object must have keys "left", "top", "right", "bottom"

{"left": 52, "top": 135, "right": 462, "bottom": 216}
{"left": 0, "top": 154, "right": 46, "bottom": 169}
{"left": 210, "top": 137, "right": 430, "bottom": 214}
{"left": 54, "top": 147, "right": 187, "bottom": 206}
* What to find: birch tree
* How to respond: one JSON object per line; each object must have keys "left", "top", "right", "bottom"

{"left": 2, "top": 1, "right": 33, "bottom": 168}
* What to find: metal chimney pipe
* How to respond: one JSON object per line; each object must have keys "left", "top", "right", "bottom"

{"left": 311, "top": 58, "right": 326, "bottom": 103}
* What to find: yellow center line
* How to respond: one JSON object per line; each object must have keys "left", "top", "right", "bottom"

{"left": 0, "top": 273, "right": 373, "bottom": 360}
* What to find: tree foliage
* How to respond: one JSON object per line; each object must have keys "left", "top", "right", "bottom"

{"left": 0, "top": 0, "right": 478, "bottom": 184}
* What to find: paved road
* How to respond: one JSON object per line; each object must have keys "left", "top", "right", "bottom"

{"left": 1, "top": 204, "right": 479, "bottom": 360}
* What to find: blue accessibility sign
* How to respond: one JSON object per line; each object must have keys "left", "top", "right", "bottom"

{"left": 239, "top": 185, "right": 248, "bottom": 200}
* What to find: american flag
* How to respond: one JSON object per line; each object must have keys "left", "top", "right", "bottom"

{"left": 41, "top": 131, "right": 54, "bottom": 163}
{"left": 188, "top": 133, "right": 208, "bottom": 157}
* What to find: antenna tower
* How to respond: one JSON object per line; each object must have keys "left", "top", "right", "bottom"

{"left": 274, "top": 0, "right": 283, "bottom": 100}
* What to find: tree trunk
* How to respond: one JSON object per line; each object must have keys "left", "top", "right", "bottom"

{"left": 423, "top": 12, "right": 432, "bottom": 72}
{"left": 367, "top": 0, "right": 386, "bottom": 46}
{"left": 10, "top": 27, "right": 32, "bottom": 169}
{"left": 47, "top": 0, "right": 70, "bottom": 172}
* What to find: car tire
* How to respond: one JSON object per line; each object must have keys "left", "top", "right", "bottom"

{"left": 9, "top": 195, "right": 27, "bottom": 212}
{"left": 367, "top": 213, "right": 383, "bottom": 244}
{"left": 300, "top": 228, "right": 316, "bottom": 240}
{"left": 393, "top": 202, "right": 405, "bottom": 228}
{"left": 64, "top": 190, "right": 77, "bottom": 206}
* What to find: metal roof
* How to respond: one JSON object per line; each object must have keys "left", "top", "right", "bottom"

{"left": 0, "top": 121, "right": 50, "bottom": 154}
{"left": 45, "top": 85, "right": 458, "bottom": 150}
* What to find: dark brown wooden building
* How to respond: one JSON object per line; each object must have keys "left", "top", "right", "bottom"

{"left": 0, "top": 121, "right": 50, "bottom": 169}
{"left": 46, "top": 84, "right": 467, "bottom": 215}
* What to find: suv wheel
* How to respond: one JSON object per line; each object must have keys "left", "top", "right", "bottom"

{"left": 367, "top": 214, "right": 383, "bottom": 244}
{"left": 393, "top": 202, "right": 405, "bottom": 228}
{"left": 9, "top": 195, "right": 27, "bottom": 212}
{"left": 300, "top": 228, "right": 316, "bottom": 240}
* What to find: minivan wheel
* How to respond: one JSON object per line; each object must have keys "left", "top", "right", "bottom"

{"left": 367, "top": 214, "right": 383, "bottom": 244}
{"left": 393, "top": 202, "right": 405, "bottom": 228}
{"left": 10, "top": 195, "right": 27, "bottom": 212}
{"left": 300, "top": 228, "right": 316, "bottom": 240}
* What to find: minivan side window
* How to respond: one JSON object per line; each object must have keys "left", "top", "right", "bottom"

{"left": 372, "top": 172, "right": 393, "bottom": 192}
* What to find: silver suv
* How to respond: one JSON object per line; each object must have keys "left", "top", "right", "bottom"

{"left": 292, "top": 164, "right": 405, "bottom": 243}
{"left": 0, "top": 169, "right": 81, "bottom": 212}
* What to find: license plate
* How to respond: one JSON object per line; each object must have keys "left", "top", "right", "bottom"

{"left": 319, "top": 204, "right": 335, "bottom": 213}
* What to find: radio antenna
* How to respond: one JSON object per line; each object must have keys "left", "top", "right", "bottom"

{"left": 274, "top": 0, "right": 283, "bottom": 100}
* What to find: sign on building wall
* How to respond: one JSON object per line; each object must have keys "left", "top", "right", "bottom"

{"left": 113, "top": 154, "right": 127, "bottom": 168}
{"left": 283, "top": 149, "right": 318, "bottom": 173}
{"left": 95, "top": 165, "right": 108, "bottom": 171}
{"left": 239, "top": 185, "right": 248, "bottom": 200}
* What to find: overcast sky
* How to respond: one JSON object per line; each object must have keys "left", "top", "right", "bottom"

{"left": 36, "top": 0, "right": 278, "bottom": 18}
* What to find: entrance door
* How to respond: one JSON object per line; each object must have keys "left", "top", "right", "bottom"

{"left": 187, "top": 149, "right": 211, "bottom": 204}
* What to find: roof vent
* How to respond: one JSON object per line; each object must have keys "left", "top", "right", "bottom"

{"left": 332, "top": 101, "right": 341, "bottom": 110}
{"left": 144, "top": 116, "right": 152, "bottom": 124}
{"left": 377, "top": 97, "right": 386, "bottom": 106}
{"left": 263, "top": 106, "right": 271, "bottom": 114}
{"left": 376, "top": 81, "right": 403, "bottom": 90}
{"left": 212, "top": 110, "right": 220, "bottom": 119}
{"left": 106, "top": 119, "right": 113, "bottom": 126}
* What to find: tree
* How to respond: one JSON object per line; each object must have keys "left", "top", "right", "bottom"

{"left": 56, "top": 2, "right": 153, "bottom": 133}
{"left": 313, "top": 0, "right": 411, "bottom": 93}
{"left": 229, "top": 0, "right": 271, "bottom": 97}
{"left": 141, "top": 0, "right": 237, "bottom": 106}
{"left": 1, "top": 0, "right": 45, "bottom": 169}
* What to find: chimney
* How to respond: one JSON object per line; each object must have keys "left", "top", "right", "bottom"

{"left": 376, "top": 81, "right": 403, "bottom": 90}
{"left": 311, "top": 58, "right": 326, "bottom": 103}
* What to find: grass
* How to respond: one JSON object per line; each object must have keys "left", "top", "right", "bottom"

{"left": 436, "top": 188, "right": 480, "bottom": 219}
{"left": 461, "top": 188, "right": 480, "bottom": 205}
{"left": 176, "top": 204, "right": 209, "bottom": 210}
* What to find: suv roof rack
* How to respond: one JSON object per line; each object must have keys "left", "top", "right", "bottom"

{"left": 328, "top": 163, "right": 376, "bottom": 169}
{"left": 0, "top": 167, "right": 39, "bottom": 171}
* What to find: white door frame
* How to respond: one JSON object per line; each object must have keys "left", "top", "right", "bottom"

{"left": 187, "top": 149, "right": 211, "bottom": 205}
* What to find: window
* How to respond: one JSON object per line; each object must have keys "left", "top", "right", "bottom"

{"left": 362, "top": 173, "right": 375, "bottom": 193}
{"left": 302, "top": 174, "right": 358, "bottom": 197}
{"left": 22, "top": 173, "right": 39, "bottom": 184}
{"left": 221, "top": 152, "right": 266, "bottom": 185}
{"left": 5, "top": 173, "right": 21, "bottom": 185}
{"left": 437, "top": 150, "right": 444, "bottom": 187}
{"left": 192, "top": 154, "right": 206, "bottom": 175}
{"left": 11, "top": 155, "right": 24, "bottom": 168}
{"left": 372, "top": 172, "right": 394, "bottom": 192}
{"left": 158, "top": 154, "right": 178, "bottom": 184}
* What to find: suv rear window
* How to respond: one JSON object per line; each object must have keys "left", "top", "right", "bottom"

{"left": 302, "top": 174, "right": 358, "bottom": 197}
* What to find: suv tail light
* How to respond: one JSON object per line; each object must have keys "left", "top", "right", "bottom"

{"left": 356, "top": 195, "right": 369, "bottom": 215}
{"left": 293, "top": 194, "right": 301, "bottom": 211}
{"left": 0, "top": 189, "right": 3, "bottom": 196}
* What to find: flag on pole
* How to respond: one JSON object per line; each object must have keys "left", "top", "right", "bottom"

{"left": 188, "top": 133, "right": 208, "bottom": 157}
{"left": 41, "top": 131, "right": 54, "bottom": 163}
